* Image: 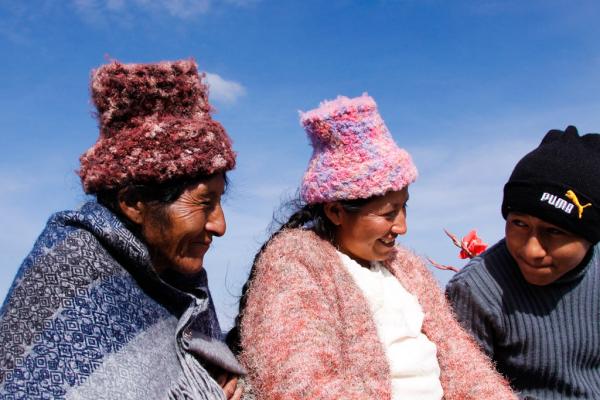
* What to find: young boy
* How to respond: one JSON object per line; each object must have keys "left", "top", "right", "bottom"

{"left": 446, "top": 126, "right": 600, "bottom": 399}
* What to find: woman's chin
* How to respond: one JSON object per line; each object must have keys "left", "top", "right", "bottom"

{"left": 170, "top": 256, "right": 206, "bottom": 276}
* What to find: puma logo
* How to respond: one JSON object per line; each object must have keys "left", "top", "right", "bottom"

{"left": 540, "top": 192, "right": 574, "bottom": 214}
{"left": 565, "top": 190, "right": 592, "bottom": 219}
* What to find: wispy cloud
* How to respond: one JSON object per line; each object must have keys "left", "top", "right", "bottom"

{"left": 401, "top": 136, "right": 535, "bottom": 284}
{"left": 0, "top": 1, "right": 45, "bottom": 44}
{"left": 136, "top": 0, "right": 211, "bottom": 19}
{"left": 223, "top": 0, "right": 260, "bottom": 6}
{"left": 465, "top": 0, "right": 516, "bottom": 16}
{"left": 408, "top": 137, "right": 535, "bottom": 230}
{"left": 205, "top": 72, "right": 247, "bottom": 104}
{"left": 71, "top": 0, "right": 257, "bottom": 21}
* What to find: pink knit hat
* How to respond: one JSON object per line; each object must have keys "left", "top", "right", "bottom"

{"left": 300, "top": 94, "right": 417, "bottom": 204}
{"left": 79, "top": 59, "right": 236, "bottom": 194}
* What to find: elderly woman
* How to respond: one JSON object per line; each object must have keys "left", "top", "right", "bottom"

{"left": 0, "top": 60, "right": 244, "bottom": 399}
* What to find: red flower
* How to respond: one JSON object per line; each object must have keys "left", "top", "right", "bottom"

{"left": 459, "top": 230, "right": 488, "bottom": 259}
{"left": 430, "top": 229, "right": 488, "bottom": 273}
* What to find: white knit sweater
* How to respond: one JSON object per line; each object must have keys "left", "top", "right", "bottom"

{"left": 338, "top": 251, "right": 443, "bottom": 400}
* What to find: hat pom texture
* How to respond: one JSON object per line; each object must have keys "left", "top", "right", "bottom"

{"left": 79, "top": 59, "right": 235, "bottom": 194}
{"left": 300, "top": 94, "right": 417, "bottom": 204}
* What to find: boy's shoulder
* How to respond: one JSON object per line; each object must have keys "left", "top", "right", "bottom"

{"left": 447, "top": 239, "right": 522, "bottom": 298}
{"left": 452, "top": 239, "right": 511, "bottom": 277}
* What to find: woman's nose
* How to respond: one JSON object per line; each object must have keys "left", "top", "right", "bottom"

{"left": 391, "top": 214, "right": 407, "bottom": 235}
{"left": 206, "top": 204, "right": 226, "bottom": 237}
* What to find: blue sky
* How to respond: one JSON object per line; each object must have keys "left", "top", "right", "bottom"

{"left": 1, "top": 0, "right": 599, "bottom": 329}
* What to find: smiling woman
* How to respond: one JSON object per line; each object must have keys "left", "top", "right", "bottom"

{"left": 227, "top": 94, "right": 516, "bottom": 400}
{"left": 325, "top": 188, "right": 409, "bottom": 267}
{"left": 102, "top": 173, "right": 228, "bottom": 276}
{"left": 140, "top": 175, "right": 227, "bottom": 275}
{"left": 0, "top": 59, "right": 244, "bottom": 399}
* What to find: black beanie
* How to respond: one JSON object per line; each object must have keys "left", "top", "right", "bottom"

{"left": 502, "top": 126, "right": 600, "bottom": 244}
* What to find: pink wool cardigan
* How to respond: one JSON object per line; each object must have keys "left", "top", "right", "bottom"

{"left": 240, "top": 229, "right": 515, "bottom": 399}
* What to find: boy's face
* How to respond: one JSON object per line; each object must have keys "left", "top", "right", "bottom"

{"left": 505, "top": 212, "right": 592, "bottom": 286}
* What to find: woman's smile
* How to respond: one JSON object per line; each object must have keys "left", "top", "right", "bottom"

{"left": 141, "top": 174, "right": 227, "bottom": 276}
{"left": 330, "top": 188, "right": 409, "bottom": 266}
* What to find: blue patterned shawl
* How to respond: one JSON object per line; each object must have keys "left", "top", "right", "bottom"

{"left": 0, "top": 201, "right": 244, "bottom": 399}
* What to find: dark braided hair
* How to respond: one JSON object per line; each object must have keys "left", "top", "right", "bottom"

{"left": 226, "top": 196, "right": 372, "bottom": 354}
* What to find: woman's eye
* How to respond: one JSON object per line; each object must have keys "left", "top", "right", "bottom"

{"left": 547, "top": 228, "right": 565, "bottom": 236}
{"left": 196, "top": 199, "right": 214, "bottom": 208}
{"left": 383, "top": 210, "right": 398, "bottom": 220}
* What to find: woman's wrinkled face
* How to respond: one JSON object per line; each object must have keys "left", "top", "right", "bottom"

{"left": 332, "top": 188, "right": 409, "bottom": 267}
{"left": 505, "top": 212, "right": 591, "bottom": 286}
{"left": 140, "top": 174, "right": 226, "bottom": 276}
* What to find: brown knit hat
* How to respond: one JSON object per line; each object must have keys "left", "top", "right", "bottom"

{"left": 78, "top": 59, "right": 236, "bottom": 194}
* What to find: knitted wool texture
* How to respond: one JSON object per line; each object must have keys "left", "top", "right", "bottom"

{"left": 300, "top": 94, "right": 417, "bottom": 204}
{"left": 79, "top": 59, "right": 236, "bottom": 194}
{"left": 240, "top": 229, "right": 516, "bottom": 400}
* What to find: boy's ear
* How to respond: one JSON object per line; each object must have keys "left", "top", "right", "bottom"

{"left": 117, "top": 188, "right": 145, "bottom": 225}
{"left": 323, "top": 202, "right": 344, "bottom": 226}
